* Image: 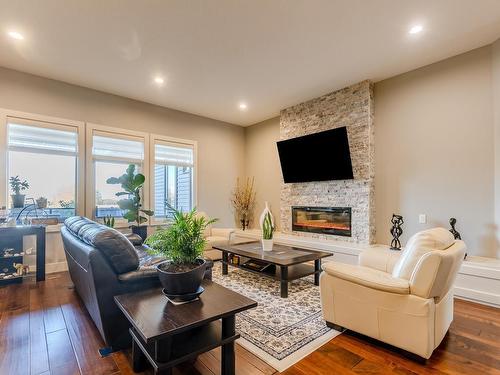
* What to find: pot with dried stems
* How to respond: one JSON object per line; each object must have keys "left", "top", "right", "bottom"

{"left": 230, "top": 177, "right": 256, "bottom": 230}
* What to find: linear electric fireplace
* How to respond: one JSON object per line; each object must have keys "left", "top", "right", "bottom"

{"left": 292, "top": 206, "right": 351, "bottom": 237}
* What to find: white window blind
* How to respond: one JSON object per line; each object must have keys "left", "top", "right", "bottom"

{"left": 155, "top": 142, "right": 193, "bottom": 167}
{"left": 8, "top": 121, "right": 78, "bottom": 155}
{"left": 93, "top": 133, "right": 144, "bottom": 162}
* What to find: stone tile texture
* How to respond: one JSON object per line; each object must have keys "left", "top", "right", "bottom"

{"left": 279, "top": 80, "right": 375, "bottom": 244}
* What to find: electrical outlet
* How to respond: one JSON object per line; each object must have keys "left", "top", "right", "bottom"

{"left": 419, "top": 214, "right": 427, "bottom": 224}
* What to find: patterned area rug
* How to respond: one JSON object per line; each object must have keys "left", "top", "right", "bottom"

{"left": 211, "top": 262, "right": 340, "bottom": 371}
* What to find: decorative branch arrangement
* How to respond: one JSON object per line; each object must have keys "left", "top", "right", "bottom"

{"left": 230, "top": 177, "right": 256, "bottom": 230}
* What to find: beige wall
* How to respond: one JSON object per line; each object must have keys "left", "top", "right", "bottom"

{"left": 244, "top": 117, "right": 281, "bottom": 229}
{"left": 0, "top": 66, "right": 245, "bottom": 266}
{"left": 493, "top": 38, "right": 500, "bottom": 258}
{"left": 245, "top": 45, "right": 498, "bottom": 258}
{"left": 375, "top": 46, "right": 495, "bottom": 257}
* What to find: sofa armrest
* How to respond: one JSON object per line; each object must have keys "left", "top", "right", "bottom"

{"left": 322, "top": 262, "right": 409, "bottom": 295}
{"left": 359, "top": 246, "right": 401, "bottom": 273}
{"left": 210, "top": 228, "right": 234, "bottom": 240}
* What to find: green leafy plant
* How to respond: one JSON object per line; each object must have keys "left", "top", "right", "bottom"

{"left": 103, "top": 215, "right": 115, "bottom": 228}
{"left": 262, "top": 211, "right": 274, "bottom": 240}
{"left": 106, "top": 164, "right": 154, "bottom": 226}
{"left": 145, "top": 206, "right": 217, "bottom": 265}
{"left": 9, "top": 176, "right": 29, "bottom": 195}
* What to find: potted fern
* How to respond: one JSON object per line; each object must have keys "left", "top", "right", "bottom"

{"left": 262, "top": 211, "right": 274, "bottom": 251}
{"left": 145, "top": 206, "right": 217, "bottom": 298}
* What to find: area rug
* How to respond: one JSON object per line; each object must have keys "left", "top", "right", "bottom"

{"left": 211, "top": 262, "right": 341, "bottom": 372}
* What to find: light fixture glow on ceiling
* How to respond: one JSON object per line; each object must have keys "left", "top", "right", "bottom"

{"left": 154, "top": 76, "right": 164, "bottom": 85}
{"left": 408, "top": 25, "right": 423, "bottom": 34}
{"left": 239, "top": 103, "right": 248, "bottom": 110}
{"left": 7, "top": 30, "right": 24, "bottom": 40}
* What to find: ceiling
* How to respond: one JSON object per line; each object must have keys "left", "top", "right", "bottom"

{"left": 1, "top": 1, "right": 500, "bottom": 126}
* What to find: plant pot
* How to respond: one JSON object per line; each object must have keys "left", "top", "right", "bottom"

{"left": 36, "top": 198, "right": 47, "bottom": 209}
{"left": 261, "top": 239, "right": 274, "bottom": 252}
{"left": 11, "top": 194, "right": 25, "bottom": 209}
{"left": 130, "top": 225, "right": 148, "bottom": 241}
{"left": 156, "top": 258, "right": 206, "bottom": 295}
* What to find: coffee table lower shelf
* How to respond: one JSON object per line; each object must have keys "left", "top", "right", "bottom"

{"left": 130, "top": 320, "right": 239, "bottom": 375}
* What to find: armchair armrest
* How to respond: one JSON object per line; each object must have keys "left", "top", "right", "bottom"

{"left": 359, "top": 246, "right": 401, "bottom": 273}
{"left": 322, "top": 262, "right": 409, "bottom": 295}
{"left": 210, "top": 228, "right": 235, "bottom": 240}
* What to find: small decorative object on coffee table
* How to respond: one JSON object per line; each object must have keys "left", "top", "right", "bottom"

{"left": 390, "top": 214, "right": 404, "bottom": 250}
{"left": 261, "top": 210, "right": 274, "bottom": 251}
{"left": 214, "top": 241, "right": 331, "bottom": 298}
{"left": 115, "top": 281, "right": 257, "bottom": 375}
{"left": 145, "top": 205, "right": 217, "bottom": 301}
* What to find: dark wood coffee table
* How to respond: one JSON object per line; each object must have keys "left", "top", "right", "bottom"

{"left": 114, "top": 280, "right": 257, "bottom": 375}
{"left": 213, "top": 241, "right": 331, "bottom": 298}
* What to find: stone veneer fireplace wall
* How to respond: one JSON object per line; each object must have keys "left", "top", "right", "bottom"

{"left": 279, "top": 80, "right": 375, "bottom": 244}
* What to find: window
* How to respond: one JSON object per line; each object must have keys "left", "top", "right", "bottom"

{"left": 153, "top": 140, "right": 195, "bottom": 219}
{"left": 7, "top": 119, "right": 79, "bottom": 223}
{"left": 89, "top": 128, "right": 146, "bottom": 220}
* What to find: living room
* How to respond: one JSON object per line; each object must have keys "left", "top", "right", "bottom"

{"left": 0, "top": 1, "right": 499, "bottom": 375}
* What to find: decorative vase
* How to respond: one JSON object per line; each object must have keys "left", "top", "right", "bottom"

{"left": 259, "top": 201, "right": 274, "bottom": 230}
{"left": 36, "top": 197, "right": 47, "bottom": 209}
{"left": 261, "top": 239, "right": 274, "bottom": 252}
{"left": 240, "top": 216, "right": 249, "bottom": 230}
{"left": 11, "top": 194, "right": 25, "bottom": 209}
{"left": 156, "top": 258, "right": 206, "bottom": 295}
{"left": 131, "top": 225, "right": 148, "bottom": 241}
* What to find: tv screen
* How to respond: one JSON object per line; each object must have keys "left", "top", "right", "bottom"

{"left": 276, "top": 127, "right": 353, "bottom": 183}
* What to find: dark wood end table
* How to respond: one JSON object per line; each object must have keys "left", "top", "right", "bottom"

{"left": 114, "top": 280, "right": 257, "bottom": 375}
{"left": 213, "top": 241, "right": 331, "bottom": 298}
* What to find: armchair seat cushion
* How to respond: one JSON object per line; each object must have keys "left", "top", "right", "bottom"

{"left": 322, "top": 262, "right": 410, "bottom": 295}
{"left": 204, "top": 235, "right": 229, "bottom": 250}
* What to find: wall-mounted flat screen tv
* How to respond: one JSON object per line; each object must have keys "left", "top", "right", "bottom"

{"left": 276, "top": 127, "right": 353, "bottom": 183}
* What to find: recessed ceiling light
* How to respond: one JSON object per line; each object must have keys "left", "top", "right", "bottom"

{"left": 408, "top": 25, "right": 423, "bottom": 35}
{"left": 154, "top": 76, "right": 164, "bottom": 85}
{"left": 7, "top": 30, "right": 24, "bottom": 40}
{"left": 239, "top": 103, "right": 248, "bottom": 110}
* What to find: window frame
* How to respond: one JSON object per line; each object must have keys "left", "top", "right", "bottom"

{"left": 85, "top": 123, "right": 150, "bottom": 226}
{"left": 149, "top": 134, "right": 198, "bottom": 223}
{"left": 0, "top": 108, "right": 85, "bottom": 225}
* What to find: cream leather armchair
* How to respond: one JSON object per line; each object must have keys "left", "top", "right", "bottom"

{"left": 197, "top": 211, "right": 234, "bottom": 260}
{"left": 320, "top": 228, "right": 466, "bottom": 359}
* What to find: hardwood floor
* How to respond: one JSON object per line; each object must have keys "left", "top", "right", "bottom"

{"left": 0, "top": 272, "right": 499, "bottom": 375}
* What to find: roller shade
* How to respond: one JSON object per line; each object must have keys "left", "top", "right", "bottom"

{"left": 93, "top": 133, "right": 144, "bottom": 162}
{"left": 8, "top": 122, "right": 78, "bottom": 155}
{"left": 155, "top": 142, "right": 193, "bottom": 167}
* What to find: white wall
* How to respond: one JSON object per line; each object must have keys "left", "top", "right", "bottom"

{"left": 0, "top": 66, "right": 245, "bottom": 267}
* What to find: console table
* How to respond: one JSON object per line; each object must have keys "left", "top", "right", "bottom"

{"left": 0, "top": 225, "right": 46, "bottom": 284}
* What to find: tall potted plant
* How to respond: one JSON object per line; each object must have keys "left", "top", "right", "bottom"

{"left": 9, "top": 176, "right": 29, "bottom": 208}
{"left": 106, "top": 164, "right": 153, "bottom": 240}
{"left": 145, "top": 206, "right": 217, "bottom": 298}
{"left": 230, "top": 177, "right": 256, "bottom": 230}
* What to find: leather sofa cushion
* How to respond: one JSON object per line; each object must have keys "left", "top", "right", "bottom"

{"left": 322, "top": 262, "right": 410, "bottom": 294}
{"left": 64, "top": 217, "right": 139, "bottom": 274}
{"left": 392, "top": 228, "right": 454, "bottom": 280}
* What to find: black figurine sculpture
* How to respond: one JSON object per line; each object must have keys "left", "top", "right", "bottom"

{"left": 449, "top": 218, "right": 461, "bottom": 240}
{"left": 390, "top": 214, "right": 404, "bottom": 250}
{"left": 449, "top": 217, "right": 467, "bottom": 259}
